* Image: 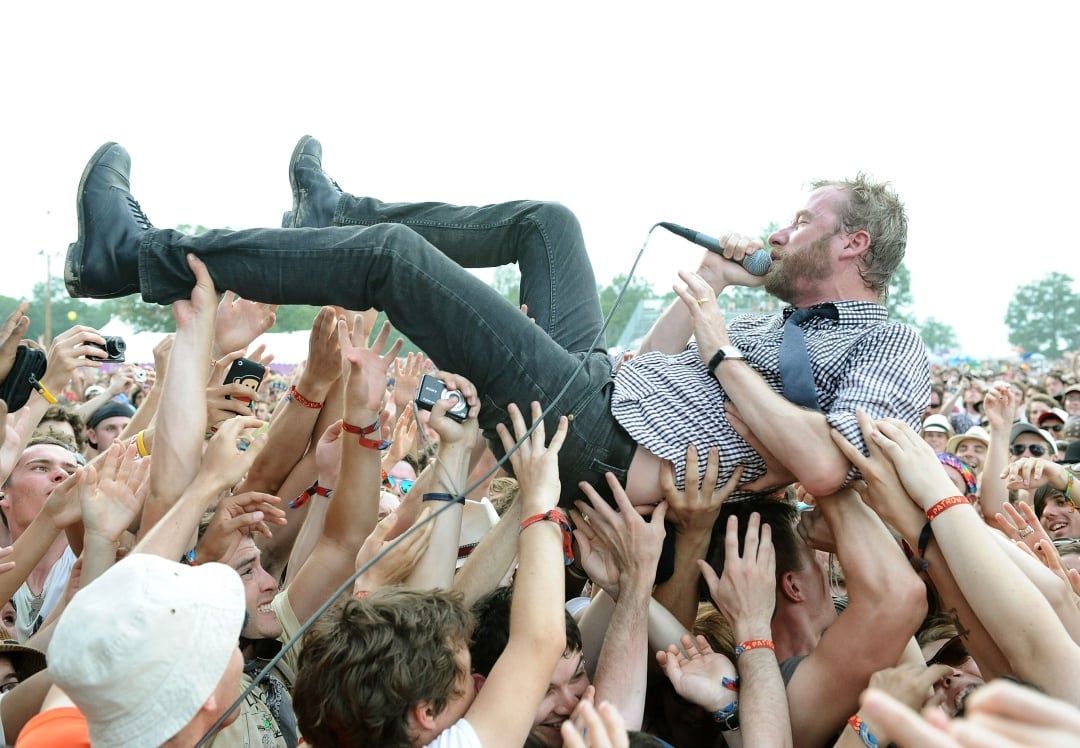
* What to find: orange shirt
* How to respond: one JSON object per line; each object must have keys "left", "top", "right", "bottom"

{"left": 16, "top": 707, "right": 90, "bottom": 747}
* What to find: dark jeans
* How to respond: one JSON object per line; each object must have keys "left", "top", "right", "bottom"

{"left": 139, "top": 199, "right": 637, "bottom": 505}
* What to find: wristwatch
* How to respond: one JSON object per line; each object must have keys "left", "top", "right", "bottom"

{"left": 707, "top": 346, "right": 744, "bottom": 378}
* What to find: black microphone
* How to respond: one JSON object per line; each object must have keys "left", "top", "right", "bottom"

{"left": 659, "top": 222, "right": 772, "bottom": 276}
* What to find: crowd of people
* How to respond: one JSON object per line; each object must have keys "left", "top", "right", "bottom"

{"left": 0, "top": 136, "right": 1077, "bottom": 746}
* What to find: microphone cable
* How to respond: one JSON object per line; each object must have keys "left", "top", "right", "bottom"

{"left": 196, "top": 222, "right": 664, "bottom": 746}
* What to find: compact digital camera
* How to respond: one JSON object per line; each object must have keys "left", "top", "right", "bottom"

{"left": 90, "top": 336, "right": 126, "bottom": 363}
{"left": 414, "top": 374, "right": 468, "bottom": 423}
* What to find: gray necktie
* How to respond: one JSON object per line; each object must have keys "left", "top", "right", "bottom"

{"left": 779, "top": 304, "right": 838, "bottom": 410}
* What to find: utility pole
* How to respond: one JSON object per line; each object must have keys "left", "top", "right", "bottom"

{"left": 41, "top": 250, "right": 53, "bottom": 346}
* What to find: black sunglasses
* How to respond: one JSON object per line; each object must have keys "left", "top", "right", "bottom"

{"left": 1011, "top": 443, "right": 1047, "bottom": 457}
{"left": 1045, "top": 423, "right": 1065, "bottom": 433}
{"left": 926, "top": 635, "right": 971, "bottom": 669}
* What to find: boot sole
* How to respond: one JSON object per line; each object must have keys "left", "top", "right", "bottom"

{"left": 65, "top": 141, "right": 118, "bottom": 297}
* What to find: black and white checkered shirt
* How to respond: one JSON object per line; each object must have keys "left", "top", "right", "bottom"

{"left": 610, "top": 300, "right": 931, "bottom": 495}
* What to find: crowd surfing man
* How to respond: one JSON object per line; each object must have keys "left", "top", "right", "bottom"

{"left": 64, "top": 137, "right": 929, "bottom": 507}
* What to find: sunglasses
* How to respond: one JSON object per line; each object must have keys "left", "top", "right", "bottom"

{"left": 1045, "top": 423, "right": 1065, "bottom": 433}
{"left": 1011, "top": 443, "right": 1047, "bottom": 457}
{"left": 383, "top": 475, "right": 414, "bottom": 494}
{"left": 925, "top": 635, "right": 971, "bottom": 669}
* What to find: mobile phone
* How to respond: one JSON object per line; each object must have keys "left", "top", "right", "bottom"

{"left": 223, "top": 358, "right": 266, "bottom": 407}
{"left": 414, "top": 374, "right": 468, "bottom": 422}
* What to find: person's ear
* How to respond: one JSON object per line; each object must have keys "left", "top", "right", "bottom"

{"left": 841, "top": 229, "right": 871, "bottom": 258}
{"left": 780, "top": 570, "right": 803, "bottom": 603}
{"left": 412, "top": 700, "right": 439, "bottom": 731}
{"left": 472, "top": 673, "right": 486, "bottom": 693}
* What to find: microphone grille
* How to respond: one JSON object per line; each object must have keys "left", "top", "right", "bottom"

{"left": 743, "top": 250, "right": 772, "bottom": 277}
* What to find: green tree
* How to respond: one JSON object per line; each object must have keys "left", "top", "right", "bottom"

{"left": 918, "top": 317, "right": 959, "bottom": 355}
{"left": 101, "top": 296, "right": 175, "bottom": 332}
{"left": 271, "top": 305, "right": 325, "bottom": 332}
{"left": 491, "top": 265, "right": 521, "bottom": 306}
{"left": 22, "top": 279, "right": 113, "bottom": 342}
{"left": 598, "top": 274, "right": 658, "bottom": 344}
{"left": 886, "top": 263, "right": 916, "bottom": 325}
{"left": 1005, "top": 272, "right": 1080, "bottom": 356}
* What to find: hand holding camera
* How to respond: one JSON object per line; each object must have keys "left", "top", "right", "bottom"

{"left": 89, "top": 336, "right": 126, "bottom": 363}
{"left": 414, "top": 372, "right": 480, "bottom": 447}
{"left": 37, "top": 326, "right": 119, "bottom": 400}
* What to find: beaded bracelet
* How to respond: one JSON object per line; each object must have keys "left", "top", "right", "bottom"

{"left": 287, "top": 384, "right": 324, "bottom": 409}
{"left": 1065, "top": 471, "right": 1075, "bottom": 501}
{"left": 342, "top": 419, "right": 392, "bottom": 451}
{"left": 423, "top": 492, "right": 466, "bottom": 505}
{"left": 925, "top": 495, "right": 967, "bottom": 521}
{"left": 847, "top": 715, "right": 880, "bottom": 748}
{"left": 734, "top": 639, "right": 775, "bottom": 658}
{"left": 520, "top": 509, "right": 575, "bottom": 566}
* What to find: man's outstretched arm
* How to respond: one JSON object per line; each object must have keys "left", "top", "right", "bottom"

{"left": 466, "top": 403, "right": 569, "bottom": 748}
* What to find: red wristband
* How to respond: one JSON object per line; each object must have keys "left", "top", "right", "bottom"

{"left": 520, "top": 509, "right": 575, "bottom": 566}
{"left": 342, "top": 419, "right": 392, "bottom": 450}
{"left": 287, "top": 384, "right": 324, "bottom": 409}
{"left": 926, "top": 495, "right": 967, "bottom": 521}
{"left": 290, "top": 482, "right": 333, "bottom": 509}
{"left": 734, "top": 639, "right": 775, "bottom": 657}
{"left": 342, "top": 419, "right": 379, "bottom": 435}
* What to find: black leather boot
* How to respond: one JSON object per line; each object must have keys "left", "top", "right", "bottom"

{"left": 65, "top": 143, "right": 152, "bottom": 299}
{"left": 281, "top": 135, "right": 342, "bottom": 229}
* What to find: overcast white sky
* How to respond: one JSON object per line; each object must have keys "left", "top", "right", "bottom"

{"left": 3, "top": 2, "right": 1077, "bottom": 358}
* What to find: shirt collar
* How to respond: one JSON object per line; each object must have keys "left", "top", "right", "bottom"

{"left": 781, "top": 300, "right": 886, "bottom": 324}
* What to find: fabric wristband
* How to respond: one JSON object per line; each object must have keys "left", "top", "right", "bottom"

{"left": 520, "top": 509, "right": 575, "bottom": 566}
{"left": 734, "top": 639, "right": 775, "bottom": 657}
{"left": 925, "top": 495, "right": 967, "bottom": 521}
{"left": 287, "top": 384, "right": 324, "bottom": 409}
{"left": 423, "top": 492, "right": 466, "bottom": 505}
{"left": 290, "top": 482, "right": 333, "bottom": 509}
{"left": 342, "top": 419, "right": 392, "bottom": 451}
{"left": 712, "top": 700, "right": 739, "bottom": 731}
{"left": 847, "top": 715, "right": 880, "bottom": 748}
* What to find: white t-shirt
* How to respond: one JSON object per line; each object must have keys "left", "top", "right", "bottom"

{"left": 13, "top": 546, "right": 76, "bottom": 642}
{"left": 425, "top": 719, "right": 481, "bottom": 748}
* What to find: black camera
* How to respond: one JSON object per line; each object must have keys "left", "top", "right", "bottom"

{"left": 414, "top": 374, "right": 468, "bottom": 423}
{"left": 90, "top": 336, "right": 126, "bottom": 363}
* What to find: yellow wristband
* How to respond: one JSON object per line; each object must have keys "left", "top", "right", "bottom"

{"left": 135, "top": 430, "right": 149, "bottom": 458}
